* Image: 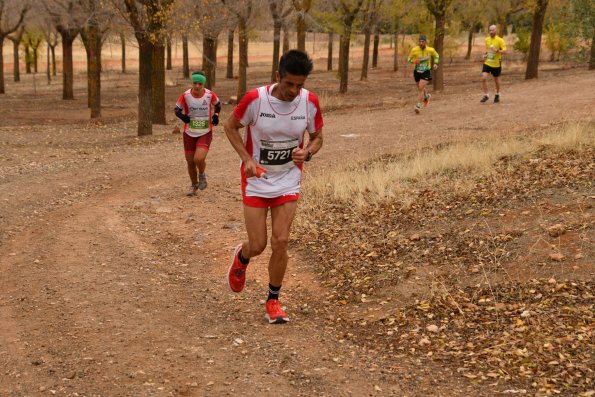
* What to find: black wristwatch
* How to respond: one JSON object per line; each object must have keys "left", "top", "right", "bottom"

{"left": 305, "top": 151, "right": 313, "bottom": 162}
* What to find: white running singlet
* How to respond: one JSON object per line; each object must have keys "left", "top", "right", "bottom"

{"left": 232, "top": 84, "right": 324, "bottom": 198}
{"left": 176, "top": 88, "right": 220, "bottom": 137}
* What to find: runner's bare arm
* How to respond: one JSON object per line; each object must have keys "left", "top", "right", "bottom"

{"left": 223, "top": 115, "right": 259, "bottom": 177}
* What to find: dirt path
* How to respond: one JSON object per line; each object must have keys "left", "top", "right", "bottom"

{"left": 1, "top": 65, "right": 594, "bottom": 396}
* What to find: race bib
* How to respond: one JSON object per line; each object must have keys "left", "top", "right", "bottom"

{"left": 487, "top": 52, "right": 496, "bottom": 61}
{"left": 416, "top": 56, "right": 429, "bottom": 72}
{"left": 189, "top": 119, "right": 209, "bottom": 129}
{"left": 259, "top": 138, "right": 298, "bottom": 171}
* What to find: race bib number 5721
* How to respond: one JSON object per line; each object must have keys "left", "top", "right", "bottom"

{"left": 259, "top": 138, "right": 299, "bottom": 171}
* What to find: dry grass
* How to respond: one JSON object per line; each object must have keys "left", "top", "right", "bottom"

{"left": 304, "top": 121, "right": 594, "bottom": 206}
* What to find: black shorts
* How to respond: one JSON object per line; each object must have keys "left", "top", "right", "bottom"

{"left": 414, "top": 70, "right": 432, "bottom": 82}
{"left": 482, "top": 64, "right": 502, "bottom": 77}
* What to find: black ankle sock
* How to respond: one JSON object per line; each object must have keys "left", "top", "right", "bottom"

{"left": 238, "top": 249, "right": 249, "bottom": 265}
{"left": 267, "top": 284, "right": 281, "bottom": 301}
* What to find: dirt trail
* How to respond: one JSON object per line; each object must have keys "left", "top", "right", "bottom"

{"left": 1, "top": 65, "right": 594, "bottom": 396}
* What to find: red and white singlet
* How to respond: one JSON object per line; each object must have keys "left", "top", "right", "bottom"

{"left": 232, "top": 84, "right": 323, "bottom": 198}
{"left": 176, "top": 88, "right": 220, "bottom": 137}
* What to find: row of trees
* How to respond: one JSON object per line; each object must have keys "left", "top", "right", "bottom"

{"left": 1, "top": 0, "right": 593, "bottom": 136}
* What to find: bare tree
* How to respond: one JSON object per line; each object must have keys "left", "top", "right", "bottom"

{"left": 80, "top": 0, "right": 111, "bottom": 118}
{"left": 292, "top": 0, "right": 312, "bottom": 51}
{"left": 336, "top": 0, "right": 364, "bottom": 93}
{"left": 361, "top": 0, "right": 380, "bottom": 81}
{"left": 268, "top": 0, "right": 292, "bottom": 82}
{"left": 48, "top": 0, "right": 85, "bottom": 100}
{"left": 196, "top": 0, "right": 227, "bottom": 89}
{"left": 7, "top": 25, "right": 25, "bottom": 82}
{"left": 222, "top": 0, "right": 253, "bottom": 101}
{"left": 525, "top": 0, "right": 549, "bottom": 79}
{"left": 115, "top": 0, "right": 174, "bottom": 135}
{"left": 0, "top": 0, "right": 28, "bottom": 94}
{"left": 425, "top": 0, "right": 453, "bottom": 91}
{"left": 226, "top": 26, "right": 235, "bottom": 78}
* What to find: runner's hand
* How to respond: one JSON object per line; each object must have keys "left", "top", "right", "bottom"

{"left": 211, "top": 114, "right": 219, "bottom": 126}
{"left": 243, "top": 158, "right": 260, "bottom": 178}
{"left": 292, "top": 147, "right": 308, "bottom": 166}
{"left": 180, "top": 114, "right": 190, "bottom": 124}
{"left": 433, "top": 64, "right": 438, "bottom": 70}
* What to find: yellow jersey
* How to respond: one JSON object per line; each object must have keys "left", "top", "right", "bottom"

{"left": 408, "top": 46, "right": 439, "bottom": 72}
{"left": 484, "top": 35, "right": 506, "bottom": 68}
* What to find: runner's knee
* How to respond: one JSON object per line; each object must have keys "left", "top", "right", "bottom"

{"left": 248, "top": 240, "right": 267, "bottom": 257}
{"left": 270, "top": 235, "right": 289, "bottom": 253}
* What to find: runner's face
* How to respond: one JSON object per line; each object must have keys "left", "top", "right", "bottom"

{"left": 489, "top": 26, "right": 497, "bottom": 37}
{"left": 419, "top": 40, "right": 426, "bottom": 49}
{"left": 192, "top": 82, "right": 204, "bottom": 96}
{"left": 275, "top": 72, "right": 306, "bottom": 102}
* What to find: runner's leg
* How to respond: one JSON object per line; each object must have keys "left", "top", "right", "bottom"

{"left": 194, "top": 147, "right": 208, "bottom": 175}
{"left": 185, "top": 151, "right": 198, "bottom": 185}
{"left": 493, "top": 75, "right": 501, "bottom": 94}
{"left": 481, "top": 72, "right": 489, "bottom": 95}
{"left": 242, "top": 205, "right": 269, "bottom": 260}
{"left": 268, "top": 201, "right": 298, "bottom": 286}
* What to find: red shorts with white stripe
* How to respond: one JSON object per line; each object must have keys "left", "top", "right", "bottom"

{"left": 184, "top": 131, "right": 212, "bottom": 153}
{"left": 242, "top": 193, "right": 300, "bottom": 208}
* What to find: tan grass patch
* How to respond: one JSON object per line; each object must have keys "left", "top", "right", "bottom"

{"left": 304, "top": 121, "right": 594, "bottom": 206}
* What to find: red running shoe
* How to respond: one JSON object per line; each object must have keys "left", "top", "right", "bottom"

{"left": 227, "top": 244, "right": 248, "bottom": 292}
{"left": 265, "top": 299, "right": 289, "bottom": 324}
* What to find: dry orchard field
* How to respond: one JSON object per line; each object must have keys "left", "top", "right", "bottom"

{"left": 0, "top": 33, "right": 594, "bottom": 396}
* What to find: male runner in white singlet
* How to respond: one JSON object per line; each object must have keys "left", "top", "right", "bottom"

{"left": 223, "top": 50, "right": 324, "bottom": 324}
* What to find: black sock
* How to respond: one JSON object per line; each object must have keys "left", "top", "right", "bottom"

{"left": 267, "top": 284, "right": 281, "bottom": 301}
{"left": 238, "top": 249, "right": 249, "bottom": 265}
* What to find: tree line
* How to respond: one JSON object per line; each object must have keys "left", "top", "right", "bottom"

{"left": 1, "top": 0, "right": 593, "bottom": 136}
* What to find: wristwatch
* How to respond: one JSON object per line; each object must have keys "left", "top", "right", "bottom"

{"left": 305, "top": 151, "right": 313, "bottom": 162}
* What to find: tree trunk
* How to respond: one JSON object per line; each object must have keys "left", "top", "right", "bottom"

{"left": 271, "top": 21, "right": 282, "bottom": 82}
{"left": 0, "top": 40, "right": 5, "bottom": 94}
{"left": 525, "top": 0, "right": 549, "bottom": 80}
{"left": 327, "top": 32, "right": 333, "bottom": 71}
{"left": 137, "top": 40, "right": 153, "bottom": 136}
{"left": 339, "top": 32, "right": 351, "bottom": 93}
{"left": 465, "top": 28, "right": 473, "bottom": 60}
{"left": 151, "top": 43, "right": 166, "bottom": 124}
{"left": 166, "top": 36, "right": 172, "bottom": 70}
{"left": 202, "top": 35, "right": 217, "bottom": 89}
{"left": 11, "top": 38, "right": 20, "bottom": 82}
{"left": 33, "top": 46, "right": 39, "bottom": 73}
{"left": 361, "top": 30, "right": 371, "bottom": 80}
{"left": 590, "top": 29, "right": 595, "bottom": 70}
{"left": 60, "top": 33, "right": 76, "bottom": 100}
{"left": 182, "top": 34, "right": 189, "bottom": 79}
{"left": 296, "top": 12, "right": 306, "bottom": 51}
{"left": 51, "top": 46, "right": 57, "bottom": 76}
{"left": 237, "top": 19, "right": 248, "bottom": 101}
{"left": 226, "top": 29, "right": 234, "bottom": 79}
{"left": 46, "top": 42, "right": 51, "bottom": 84}
{"left": 121, "top": 33, "right": 126, "bottom": 73}
{"left": 393, "top": 32, "right": 399, "bottom": 72}
{"left": 282, "top": 26, "right": 289, "bottom": 54}
{"left": 25, "top": 44, "right": 31, "bottom": 74}
{"left": 372, "top": 33, "right": 379, "bottom": 68}
{"left": 432, "top": 14, "right": 445, "bottom": 91}
{"left": 82, "top": 25, "right": 102, "bottom": 118}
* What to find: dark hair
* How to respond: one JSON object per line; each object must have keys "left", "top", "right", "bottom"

{"left": 192, "top": 70, "right": 205, "bottom": 76}
{"left": 278, "top": 50, "right": 313, "bottom": 78}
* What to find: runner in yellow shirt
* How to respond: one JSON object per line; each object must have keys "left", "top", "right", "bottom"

{"left": 481, "top": 25, "right": 507, "bottom": 103}
{"left": 408, "top": 35, "right": 439, "bottom": 114}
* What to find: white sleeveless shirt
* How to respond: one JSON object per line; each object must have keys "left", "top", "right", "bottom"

{"left": 233, "top": 84, "right": 323, "bottom": 198}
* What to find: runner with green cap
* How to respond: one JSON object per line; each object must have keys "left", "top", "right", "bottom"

{"left": 175, "top": 71, "right": 222, "bottom": 196}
